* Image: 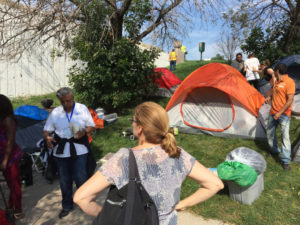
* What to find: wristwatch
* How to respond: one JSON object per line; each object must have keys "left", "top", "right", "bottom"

{"left": 84, "top": 130, "right": 87, "bottom": 136}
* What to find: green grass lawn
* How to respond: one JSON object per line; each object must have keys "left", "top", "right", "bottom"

{"left": 11, "top": 60, "right": 300, "bottom": 225}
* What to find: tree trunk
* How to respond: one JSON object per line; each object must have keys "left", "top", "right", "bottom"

{"left": 283, "top": 13, "right": 300, "bottom": 54}
{"left": 109, "top": 12, "right": 124, "bottom": 45}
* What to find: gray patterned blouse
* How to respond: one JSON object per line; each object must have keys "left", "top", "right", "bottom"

{"left": 99, "top": 145, "right": 196, "bottom": 225}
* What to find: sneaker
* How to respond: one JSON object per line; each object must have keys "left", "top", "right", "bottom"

{"left": 59, "top": 209, "right": 74, "bottom": 219}
{"left": 282, "top": 164, "right": 291, "bottom": 171}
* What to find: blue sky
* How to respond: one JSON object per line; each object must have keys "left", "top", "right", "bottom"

{"left": 184, "top": 24, "right": 224, "bottom": 60}
{"left": 142, "top": 2, "right": 245, "bottom": 61}
{"left": 143, "top": 20, "right": 243, "bottom": 60}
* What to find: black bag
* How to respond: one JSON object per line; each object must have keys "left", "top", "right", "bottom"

{"left": 92, "top": 149, "right": 159, "bottom": 225}
{"left": 45, "top": 148, "right": 58, "bottom": 184}
{"left": 87, "top": 148, "right": 96, "bottom": 178}
{"left": 19, "top": 154, "right": 33, "bottom": 186}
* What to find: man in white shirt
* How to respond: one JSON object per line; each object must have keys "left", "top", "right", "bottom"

{"left": 244, "top": 53, "right": 260, "bottom": 91}
{"left": 43, "top": 87, "right": 95, "bottom": 219}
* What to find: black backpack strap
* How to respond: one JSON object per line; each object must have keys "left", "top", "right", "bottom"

{"left": 124, "top": 148, "right": 140, "bottom": 225}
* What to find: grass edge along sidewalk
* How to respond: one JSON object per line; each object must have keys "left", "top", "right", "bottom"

{"left": 11, "top": 60, "right": 300, "bottom": 225}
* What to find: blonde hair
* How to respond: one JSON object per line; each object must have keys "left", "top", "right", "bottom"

{"left": 261, "top": 60, "right": 270, "bottom": 67}
{"left": 135, "top": 102, "right": 181, "bottom": 158}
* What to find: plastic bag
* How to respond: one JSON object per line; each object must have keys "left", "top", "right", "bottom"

{"left": 225, "top": 147, "right": 267, "bottom": 175}
{"left": 217, "top": 161, "right": 258, "bottom": 187}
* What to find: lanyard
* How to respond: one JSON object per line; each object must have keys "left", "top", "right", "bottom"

{"left": 65, "top": 102, "right": 76, "bottom": 123}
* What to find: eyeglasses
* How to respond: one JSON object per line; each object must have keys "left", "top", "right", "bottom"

{"left": 129, "top": 118, "right": 138, "bottom": 123}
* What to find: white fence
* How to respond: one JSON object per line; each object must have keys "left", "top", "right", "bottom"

{"left": 0, "top": 44, "right": 84, "bottom": 98}
{"left": 0, "top": 41, "right": 168, "bottom": 98}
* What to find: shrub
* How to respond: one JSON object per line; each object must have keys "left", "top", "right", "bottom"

{"left": 68, "top": 38, "right": 160, "bottom": 108}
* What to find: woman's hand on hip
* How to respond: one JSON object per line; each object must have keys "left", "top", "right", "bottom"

{"left": 173, "top": 201, "right": 187, "bottom": 212}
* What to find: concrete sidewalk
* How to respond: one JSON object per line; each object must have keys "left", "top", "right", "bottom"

{"left": 10, "top": 171, "right": 228, "bottom": 225}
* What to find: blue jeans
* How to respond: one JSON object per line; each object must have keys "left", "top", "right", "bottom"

{"left": 170, "top": 61, "right": 176, "bottom": 71}
{"left": 267, "top": 114, "right": 291, "bottom": 164}
{"left": 55, "top": 154, "right": 88, "bottom": 211}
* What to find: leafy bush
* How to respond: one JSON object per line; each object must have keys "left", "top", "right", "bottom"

{"left": 68, "top": 38, "right": 160, "bottom": 109}
{"left": 211, "top": 54, "right": 225, "bottom": 60}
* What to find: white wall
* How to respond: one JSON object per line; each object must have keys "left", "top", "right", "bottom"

{"left": 0, "top": 42, "right": 84, "bottom": 98}
{"left": 0, "top": 43, "right": 170, "bottom": 98}
{"left": 154, "top": 51, "right": 170, "bottom": 68}
{"left": 138, "top": 44, "right": 169, "bottom": 68}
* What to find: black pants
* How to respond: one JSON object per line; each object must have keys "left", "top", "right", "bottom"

{"left": 248, "top": 79, "right": 260, "bottom": 92}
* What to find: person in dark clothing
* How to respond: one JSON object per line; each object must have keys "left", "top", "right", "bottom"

{"left": 0, "top": 95, "right": 24, "bottom": 220}
{"left": 231, "top": 53, "right": 245, "bottom": 76}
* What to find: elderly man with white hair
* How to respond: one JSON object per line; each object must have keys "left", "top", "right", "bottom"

{"left": 43, "top": 87, "right": 95, "bottom": 219}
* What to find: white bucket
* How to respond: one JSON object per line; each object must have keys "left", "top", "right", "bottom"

{"left": 97, "top": 112, "right": 104, "bottom": 119}
{"left": 95, "top": 108, "right": 106, "bottom": 114}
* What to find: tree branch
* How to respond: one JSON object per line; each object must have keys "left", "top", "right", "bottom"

{"left": 119, "top": 0, "right": 133, "bottom": 16}
{"left": 284, "top": 0, "right": 295, "bottom": 12}
{"left": 131, "top": 0, "right": 183, "bottom": 42}
{"left": 272, "top": 0, "right": 290, "bottom": 14}
{"left": 103, "top": 0, "right": 117, "bottom": 10}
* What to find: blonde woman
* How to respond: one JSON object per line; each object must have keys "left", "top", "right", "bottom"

{"left": 74, "top": 102, "right": 224, "bottom": 225}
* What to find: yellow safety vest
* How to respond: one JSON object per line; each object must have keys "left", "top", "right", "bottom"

{"left": 180, "top": 46, "right": 186, "bottom": 53}
{"left": 170, "top": 52, "right": 177, "bottom": 61}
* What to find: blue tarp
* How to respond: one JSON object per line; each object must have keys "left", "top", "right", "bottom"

{"left": 272, "top": 55, "right": 300, "bottom": 68}
{"left": 14, "top": 105, "right": 49, "bottom": 121}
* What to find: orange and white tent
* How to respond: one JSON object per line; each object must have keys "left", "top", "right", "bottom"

{"left": 166, "top": 63, "right": 270, "bottom": 139}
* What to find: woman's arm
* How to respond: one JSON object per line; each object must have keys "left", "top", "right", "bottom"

{"left": 267, "top": 69, "right": 276, "bottom": 86}
{"left": 1, "top": 117, "right": 17, "bottom": 171}
{"left": 74, "top": 171, "right": 111, "bottom": 217}
{"left": 252, "top": 66, "right": 262, "bottom": 73}
{"left": 174, "top": 161, "right": 224, "bottom": 211}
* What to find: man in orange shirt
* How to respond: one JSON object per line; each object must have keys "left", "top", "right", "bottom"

{"left": 265, "top": 63, "right": 295, "bottom": 171}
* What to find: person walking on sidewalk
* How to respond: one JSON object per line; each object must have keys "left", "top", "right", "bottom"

{"left": 169, "top": 49, "right": 177, "bottom": 71}
{"left": 43, "top": 87, "right": 95, "bottom": 219}
{"left": 0, "top": 95, "right": 24, "bottom": 220}
{"left": 265, "top": 63, "right": 295, "bottom": 171}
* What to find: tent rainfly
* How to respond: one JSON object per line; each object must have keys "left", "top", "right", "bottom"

{"left": 147, "top": 68, "right": 182, "bottom": 98}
